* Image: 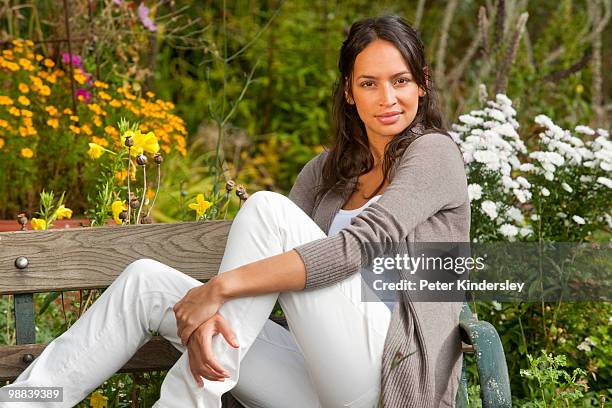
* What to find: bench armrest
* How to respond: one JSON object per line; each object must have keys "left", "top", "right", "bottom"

{"left": 459, "top": 319, "right": 512, "bottom": 408}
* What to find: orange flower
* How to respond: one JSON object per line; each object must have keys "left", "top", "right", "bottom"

{"left": 39, "top": 85, "right": 51, "bottom": 96}
{"left": 47, "top": 118, "right": 59, "bottom": 129}
{"left": 20, "top": 148, "right": 33, "bottom": 158}
{"left": 17, "top": 95, "right": 30, "bottom": 106}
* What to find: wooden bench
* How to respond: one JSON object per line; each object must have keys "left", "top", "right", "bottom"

{"left": 0, "top": 221, "right": 512, "bottom": 407}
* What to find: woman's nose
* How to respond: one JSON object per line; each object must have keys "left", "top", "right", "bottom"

{"left": 379, "top": 83, "right": 397, "bottom": 106}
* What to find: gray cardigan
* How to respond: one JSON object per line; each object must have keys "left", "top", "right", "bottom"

{"left": 288, "top": 130, "right": 470, "bottom": 407}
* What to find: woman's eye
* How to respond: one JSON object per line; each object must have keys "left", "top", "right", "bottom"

{"left": 361, "top": 81, "right": 374, "bottom": 87}
{"left": 395, "top": 78, "right": 411, "bottom": 85}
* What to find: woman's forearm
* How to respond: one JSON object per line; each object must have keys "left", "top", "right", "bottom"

{"left": 213, "top": 249, "right": 307, "bottom": 302}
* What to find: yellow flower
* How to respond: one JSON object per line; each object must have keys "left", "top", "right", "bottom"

{"left": 35, "top": 54, "right": 43, "bottom": 61}
{"left": 93, "top": 80, "right": 109, "bottom": 89}
{"left": 69, "top": 115, "right": 79, "bottom": 122}
{"left": 63, "top": 108, "right": 73, "bottom": 115}
{"left": 19, "top": 126, "right": 28, "bottom": 137}
{"left": 20, "top": 109, "right": 32, "bottom": 117}
{"left": 45, "top": 105, "right": 58, "bottom": 116}
{"left": 0, "top": 96, "right": 14, "bottom": 105}
{"left": 0, "top": 138, "right": 4, "bottom": 149}
{"left": 74, "top": 70, "right": 87, "bottom": 85}
{"left": 188, "top": 194, "right": 212, "bottom": 218}
{"left": 39, "top": 85, "right": 51, "bottom": 96}
{"left": 104, "top": 126, "right": 118, "bottom": 138}
{"left": 47, "top": 118, "right": 59, "bottom": 129}
{"left": 88, "top": 103, "right": 103, "bottom": 115}
{"left": 18, "top": 58, "right": 33, "bottom": 71}
{"left": 20, "top": 147, "right": 33, "bottom": 158}
{"left": 17, "top": 95, "right": 30, "bottom": 106}
{"left": 98, "top": 92, "right": 112, "bottom": 101}
{"left": 576, "top": 84, "right": 584, "bottom": 94}
{"left": 89, "top": 391, "right": 108, "bottom": 408}
{"left": 109, "top": 99, "right": 121, "bottom": 108}
{"left": 115, "top": 166, "right": 136, "bottom": 182}
{"left": 18, "top": 83, "right": 29, "bottom": 93}
{"left": 81, "top": 124, "right": 92, "bottom": 135}
{"left": 43, "top": 58, "right": 55, "bottom": 68}
{"left": 91, "top": 136, "right": 109, "bottom": 147}
{"left": 87, "top": 143, "right": 105, "bottom": 159}
{"left": 55, "top": 205, "right": 73, "bottom": 220}
{"left": 69, "top": 125, "right": 80, "bottom": 134}
{"left": 131, "top": 130, "right": 160, "bottom": 156}
{"left": 31, "top": 218, "right": 47, "bottom": 230}
{"left": 111, "top": 200, "right": 127, "bottom": 224}
{"left": 9, "top": 107, "right": 20, "bottom": 116}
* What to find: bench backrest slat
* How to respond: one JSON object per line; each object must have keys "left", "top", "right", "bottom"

{"left": 0, "top": 221, "right": 231, "bottom": 294}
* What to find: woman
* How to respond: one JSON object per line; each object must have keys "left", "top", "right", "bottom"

{"left": 2, "top": 15, "right": 469, "bottom": 408}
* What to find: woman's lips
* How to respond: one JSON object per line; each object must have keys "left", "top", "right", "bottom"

{"left": 376, "top": 112, "right": 402, "bottom": 124}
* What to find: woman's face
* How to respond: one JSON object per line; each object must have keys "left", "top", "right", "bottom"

{"left": 348, "top": 39, "right": 425, "bottom": 142}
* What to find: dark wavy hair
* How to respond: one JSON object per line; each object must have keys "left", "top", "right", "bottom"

{"left": 317, "top": 15, "right": 448, "bottom": 202}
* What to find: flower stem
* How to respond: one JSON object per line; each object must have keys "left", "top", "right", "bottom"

{"left": 126, "top": 148, "right": 132, "bottom": 224}
{"left": 136, "top": 165, "right": 147, "bottom": 224}
{"left": 146, "top": 164, "right": 161, "bottom": 218}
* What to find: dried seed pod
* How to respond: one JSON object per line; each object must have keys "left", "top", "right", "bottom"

{"left": 141, "top": 215, "right": 153, "bottom": 224}
{"left": 118, "top": 210, "right": 128, "bottom": 221}
{"left": 225, "top": 180, "right": 235, "bottom": 193}
{"left": 236, "top": 184, "right": 249, "bottom": 201}
{"left": 154, "top": 153, "right": 163, "bottom": 164}
{"left": 130, "top": 198, "right": 139, "bottom": 209}
{"left": 124, "top": 136, "right": 134, "bottom": 147}
{"left": 136, "top": 154, "right": 148, "bottom": 166}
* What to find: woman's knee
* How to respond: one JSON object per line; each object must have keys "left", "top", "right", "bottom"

{"left": 121, "top": 258, "right": 171, "bottom": 283}
{"left": 241, "top": 191, "right": 290, "bottom": 212}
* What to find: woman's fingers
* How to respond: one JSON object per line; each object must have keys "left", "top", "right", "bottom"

{"left": 187, "top": 332, "right": 226, "bottom": 384}
{"left": 216, "top": 314, "right": 240, "bottom": 348}
{"left": 201, "top": 324, "right": 230, "bottom": 377}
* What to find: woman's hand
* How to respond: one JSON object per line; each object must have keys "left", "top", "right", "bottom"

{"left": 173, "top": 276, "right": 226, "bottom": 346}
{"left": 187, "top": 313, "right": 240, "bottom": 387}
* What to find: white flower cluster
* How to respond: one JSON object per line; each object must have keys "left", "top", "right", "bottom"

{"left": 526, "top": 116, "right": 612, "bottom": 228}
{"left": 450, "top": 94, "right": 532, "bottom": 241}
{"left": 529, "top": 115, "right": 611, "bottom": 181}
{"left": 577, "top": 336, "right": 596, "bottom": 353}
{"left": 451, "top": 93, "right": 611, "bottom": 241}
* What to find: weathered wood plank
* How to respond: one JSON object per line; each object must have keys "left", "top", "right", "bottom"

{"left": 0, "top": 336, "right": 182, "bottom": 380}
{"left": 0, "top": 221, "right": 231, "bottom": 294}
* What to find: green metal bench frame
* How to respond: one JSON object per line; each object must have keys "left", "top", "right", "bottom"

{"left": 0, "top": 221, "right": 511, "bottom": 407}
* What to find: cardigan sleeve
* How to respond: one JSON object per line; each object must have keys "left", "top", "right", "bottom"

{"left": 287, "top": 151, "right": 328, "bottom": 217}
{"left": 293, "top": 132, "right": 468, "bottom": 290}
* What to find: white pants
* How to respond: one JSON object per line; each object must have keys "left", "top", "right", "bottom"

{"left": 1, "top": 191, "right": 392, "bottom": 408}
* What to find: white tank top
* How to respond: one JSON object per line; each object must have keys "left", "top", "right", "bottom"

{"left": 328, "top": 194, "right": 382, "bottom": 236}
{"left": 327, "top": 195, "right": 396, "bottom": 311}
